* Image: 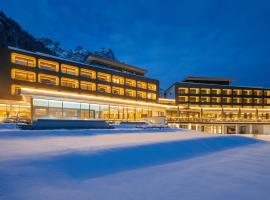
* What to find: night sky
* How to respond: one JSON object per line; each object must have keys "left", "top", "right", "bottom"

{"left": 1, "top": 0, "right": 270, "bottom": 89}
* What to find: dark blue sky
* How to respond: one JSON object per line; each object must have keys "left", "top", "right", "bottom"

{"left": 1, "top": 0, "right": 270, "bottom": 89}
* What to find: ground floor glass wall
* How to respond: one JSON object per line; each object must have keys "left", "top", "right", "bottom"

{"left": 33, "top": 99, "right": 155, "bottom": 121}
{"left": 0, "top": 103, "right": 31, "bottom": 121}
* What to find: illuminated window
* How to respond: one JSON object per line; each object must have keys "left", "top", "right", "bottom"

{"left": 178, "top": 96, "right": 188, "bottom": 102}
{"left": 211, "top": 89, "right": 221, "bottom": 95}
{"left": 243, "top": 98, "right": 252, "bottom": 104}
{"left": 11, "top": 53, "right": 36, "bottom": 67}
{"left": 242, "top": 90, "right": 252, "bottom": 96}
{"left": 147, "top": 92, "right": 156, "bottom": 100}
{"left": 112, "top": 75, "right": 124, "bottom": 85}
{"left": 233, "top": 98, "right": 242, "bottom": 103}
{"left": 222, "top": 89, "right": 232, "bottom": 95}
{"left": 148, "top": 83, "right": 157, "bottom": 91}
{"left": 38, "top": 74, "right": 59, "bottom": 85}
{"left": 61, "top": 77, "right": 79, "bottom": 88}
{"left": 126, "top": 79, "right": 136, "bottom": 87}
{"left": 11, "top": 69, "right": 36, "bottom": 82}
{"left": 97, "top": 72, "right": 111, "bottom": 82}
{"left": 189, "top": 96, "right": 199, "bottom": 102}
{"left": 80, "top": 68, "right": 96, "bottom": 79}
{"left": 137, "top": 91, "right": 147, "bottom": 99}
{"left": 11, "top": 85, "right": 22, "bottom": 95}
{"left": 61, "top": 64, "right": 79, "bottom": 76}
{"left": 178, "top": 88, "right": 188, "bottom": 94}
{"left": 126, "top": 89, "right": 136, "bottom": 97}
{"left": 137, "top": 81, "right": 147, "bottom": 89}
{"left": 211, "top": 97, "right": 220, "bottom": 103}
{"left": 80, "top": 81, "right": 96, "bottom": 91}
{"left": 254, "top": 90, "right": 263, "bottom": 96}
{"left": 264, "top": 90, "right": 270, "bottom": 96}
{"left": 38, "top": 59, "right": 59, "bottom": 72}
{"left": 254, "top": 98, "right": 263, "bottom": 104}
{"left": 97, "top": 84, "right": 111, "bottom": 93}
{"left": 222, "top": 97, "right": 231, "bottom": 103}
{"left": 233, "top": 89, "right": 242, "bottom": 95}
{"left": 264, "top": 98, "right": 270, "bottom": 104}
{"left": 200, "top": 88, "right": 210, "bottom": 95}
{"left": 201, "top": 97, "right": 210, "bottom": 103}
{"left": 189, "top": 88, "right": 199, "bottom": 94}
{"left": 112, "top": 87, "right": 124, "bottom": 95}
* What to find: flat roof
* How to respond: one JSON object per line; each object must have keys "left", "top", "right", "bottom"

{"left": 183, "top": 76, "right": 235, "bottom": 82}
{"left": 87, "top": 54, "right": 147, "bottom": 75}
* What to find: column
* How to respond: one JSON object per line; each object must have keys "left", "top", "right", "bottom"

{"left": 221, "top": 124, "right": 225, "bottom": 134}
{"left": 249, "top": 124, "right": 253, "bottom": 134}
{"left": 235, "top": 124, "right": 239, "bottom": 134}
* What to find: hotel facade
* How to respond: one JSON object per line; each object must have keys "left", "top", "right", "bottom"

{"left": 1, "top": 46, "right": 270, "bottom": 134}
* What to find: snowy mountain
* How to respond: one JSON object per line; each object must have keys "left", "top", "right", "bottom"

{"left": 0, "top": 11, "right": 52, "bottom": 54}
{"left": 0, "top": 11, "right": 118, "bottom": 63}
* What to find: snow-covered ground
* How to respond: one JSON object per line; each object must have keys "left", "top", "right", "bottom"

{"left": 0, "top": 128, "right": 270, "bottom": 200}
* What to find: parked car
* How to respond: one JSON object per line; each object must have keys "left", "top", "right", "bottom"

{"left": 17, "top": 118, "right": 31, "bottom": 124}
{"left": 3, "top": 117, "right": 16, "bottom": 123}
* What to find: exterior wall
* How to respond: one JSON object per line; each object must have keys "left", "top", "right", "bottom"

{"left": 0, "top": 47, "right": 163, "bottom": 122}
{"left": 0, "top": 47, "right": 159, "bottom": 103}
{"left": 166, "top": 82, "right": 270, "bottom": 133}
{"left": 173, "top": 82, "right": 270, "bottom": 108}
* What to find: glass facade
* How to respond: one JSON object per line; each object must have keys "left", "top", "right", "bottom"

{"left": 0, "top": 103, "right": 31, "bottom": 121}
{"left": 32, "top": 99, "right": 154, "bottom": 121}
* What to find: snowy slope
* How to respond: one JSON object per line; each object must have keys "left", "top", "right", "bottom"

{"left": 0, "top": 129, "right": 269, "bottom": 200}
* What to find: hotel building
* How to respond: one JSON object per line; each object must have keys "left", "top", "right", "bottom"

{"left": 1, "top": 46, "right": 270, "bottom": 134}
{"left": 164, "top": 77, "right": 270, "bottom": 134}
{"left": 0, "top": 47, "right": 169, "bottom": 123}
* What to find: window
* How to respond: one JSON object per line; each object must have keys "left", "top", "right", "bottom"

{"left": 178, "top": 88, "right": 188, "bottom": 94}
{"left": 97, "top": 72, "right": 111, "bottom": 82}
{"left": 80, "top": 68, "right": 96, "bottom": 79}
{"left": 112, "top": 87, "right": 124, "bottom": 95}
{"left": 233, "top": 89, "right": 242, "bottom": 95}
{"left": 137, "top": 81, "right": 147, "bottom": 89}
{"left": 126, "top": 79, "right": 136, "bottom": 87}
{"left": 11, "top": 53, "right": 36, "bottom": 67}
{"left": 233, "top": 98, "right": 241, "bottom": 103}
{"left": 242, "top": 90, "right": 252, "bottom": 96}
{"left": 254, "top": 98, "right": 263, "bottom": 104}
{"left": 189, "top": 97, "right": 199, "bottom": 103}
{"left": 148, "top": 83, "right": 157, "bottom": 91}
{"left": 200, "top": 88, "right": 210, "bottom": 95}
{"left": 38, "top": 74, "right": 59, "bottom": 85}
{"left": 11, "top": 69, "right": 36, "bottom": 82}
{"left": 211, "top": 97, "right": 220, "bottom": 103}
{"left": 61, "top": 77, "right": 79, "bottom": 88}
{"left": 178, "top": 96, "right": 188, "bottom": 102}
{"left": 222, "top": 97, "right": 231, "bottom": 103}
{"left": 137, "top": 91, "right": 147, "bottom": 99}
{"left": 147, "top": 93, "right": 156, "bottom": 100}
{"left": 264, "top": 90, "right": 270, "bottom": 96}
{"left": 254, "top": 90, "right": 263, "bottom": 96}
{"left": 38, "top": 59, "right": 59, "bottom": 72}
{"left": 112, "top": 75, "right": 124, "bottom": 85}
{"left": 97, "top": 84, "right": 111, "bottom": 93}
{"left": 201, "top": 97, "right": 210, "bottom": 103}
{"left": 264, "top": 98, "right": 270, "bottom": 104}
{"left": 126, "top": 89, "right": 136, "bottom": 97}
{"left": 211, "top": 89, "right": 221, "bottom": 95}
{"left": 189, "top": 88, "right": 199, "bottom": 94}
{"left": 80, "top": 81, "right": 96, "bottom": 91}
{"left": 243, "top": 98, "right": 252, "bottom": 104}
{"left": 222, "top": 89, "right": 232, "bottom": 95}
{"left": 11, "top": 85, "right": 22, "bottom": 95}
{"left": 61, "top": 64, "right": 79, "bottom": 76}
